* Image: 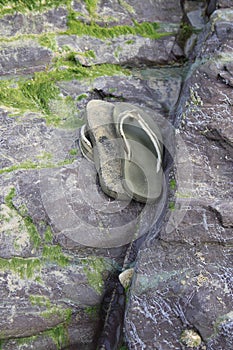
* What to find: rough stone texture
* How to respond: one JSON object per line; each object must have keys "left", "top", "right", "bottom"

{"left": 0, "top": 111, "right": 116, "bottom": 348}
{"left": 0, "top": 1, "right": 232, "bottom": 349}
{"left": 0, "top": 7, "right": 67, "bottom": 37}
{"left": 70, "top": 0, "right": 185, "bottom": 68}
{"left": 125, "top": 7, "right": 233, "bottom": 350}
{"left": 58, "top": 69, "right": 183, "bottom": 112}
{"left": 72, "top": 0, "right": 183, "bottom": 25}
{"left": 0, "top": 40, "right": 52, "bottom": 76}
{"left": 57, "top": 33, "right": 183, "bottom": 67}
{"left": 217, "top": 0, "right": 233, "bottom": 8}
{"left": 0, "top": 44, "right": 180, "bottom": 350}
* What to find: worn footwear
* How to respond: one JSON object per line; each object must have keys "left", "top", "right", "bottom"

{"left": 113, "top": 103, "right": 163, "bottom": 203}
{"left": 79, "top": 124, "right": 94, "bottom": 162}
{"left": 85, "top": 100, "right": 130, "bottom": 200}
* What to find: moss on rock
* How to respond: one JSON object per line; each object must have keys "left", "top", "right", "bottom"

{"left": 67, "top": 12, "right": 165, "bottom": 40}
{"left": 82, "top": 256, "right": 110, "bottom": 294}
{"left": 42, "top": 245, "right": 70, "bottom": 267}
{"left": 0, "top": 256, "right": 41, "bottom": 279}
{"left": 0, "top": 0, "right": 71, "bottom": 15}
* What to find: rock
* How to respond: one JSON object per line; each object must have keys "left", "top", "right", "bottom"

{"left": 119, "top": 268, "right": 134, "bottom": 289}
{"left": 56, "top": 33, "right": 183, "bottom": 67}
{"left": 217, "top": 0, "right": 233, "bottom": 8}
{"left": 207, "top": 312, "right": 233, "bottom": 349}
{"left": 184, "top": 0, "right": 206, "bottom": 29}
{"left": 0, "top": 109, "right": 114, "bottom": 348}
{"left": 58, "top": 69, "right": 183, "bottom": 112}
{"left": 0, "top": 40, "right": 52, "bottom": 76}
{"left": 180, "top": 329, "right": 202, "bottom": 347}
{"left": 209, "top": 200, "right": 233, "bottom": 228}
{"left": 0, "top": 0, "right": 232, "bottom": 349}
{"left": 0, "top": 7, "right": 67, "bottom": 37}
{"left": 72, "top": 0, "right": 183, "bottom": 26}
{"left": 124, "top": 6, "right": 233, "bottom": 350}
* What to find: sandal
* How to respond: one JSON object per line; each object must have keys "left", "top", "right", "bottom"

{"left": 79, "top": 124, "right": 94, "bottom": 162}
{"left": 113, "top": 103, "right": 163, "bottom": 203}
{"left": 85, "top": 100, "right": 130, "bottom": 200}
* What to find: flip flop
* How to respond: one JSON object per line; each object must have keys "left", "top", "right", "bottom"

{"left": 79, "top": 124, "right": 94, "bottom": 162}
{"left": 85, "top": 100, "right": 130, "bottom": 200}
{"left": 113, "top": 103, "right": 163, "bottom": 203}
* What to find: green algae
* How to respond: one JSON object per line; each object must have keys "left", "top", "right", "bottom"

{"left": 84, "top": 0, "right": 98, "bottom": 18}
{"left": 85, "top": 305, "right": 100, "bottom": 318}
{"left": 4, "top": 187, "right": 15, "bottom": 210}
{"left": 84, "top": 49, "right": 96, "bottom": 58}
{"left": 16, "top": 335, "right": 38, "bottom": 346}
{"left": 42, "top": 245, "right": 70, "bottom": 267}
{"left": 0, "top": 63, "right": 129, "bottom": 125}
{"left": 36, "top": 152, "right": 53, "bottom": 162}
{"left": 44, "top": 226, "right": 53, "bottom": 243}
{"left": 169, "top": 201, "right": 176, "bottom": 210}
{"left": 24, "top": 216, "right": 42, "bottom": 249}
{"left": 44, "top": 323, "right": 69, "bottom": 349}
{"left": 67, "top": 13, "right": 165, "bottom": 40}
{"left": 30, "top": 294, "right": 51, "bottom": 307}
{"left": 21, "top": 72, "right": 60, "bottom": 115}
{"left": 0, "top": 245, "right": 70, "bottom": 280}
{"left": 30, "top": 294, "right": 72, "bottom": 323}
{"left": 0, "top": 158, "right": 76, "bottom": 175}
{"left": 69, "top": 148, "right": 78, "bottom": 156}
{"left": 38, "top": 34, "right": 58, "bottom": 51}
{"left": 16, "top": 322, "right": 70, "bottom": 349}
{"left": 0, "top": 256, "right": 41, "bottom": 279}
{"left": 41, "top": 307, "right": 72, "bottom": 321}
{"left": 118, "top": 0, "right": 135, "bottom": 14}
{"left": 0, "top": 0, "right": 71, "bottom": 15}
{"left": 169, "top": 178, "right": 176, "bottom": 190}
{"left": 2, "top": 188, "right": 70, "bottom": 280}
{"left": 0, "top": 75, "right": 61, "bottom": 124}
{"left": 76, "top": 93, "right": 88, "bottom": 101}
{"left": 5, "top": 188, "right": 42, "bottom": 249}
{"left": 177, "top": 22, "right": 200, "bottom": 49}
{"left": 82, "top": 256, "right": 109, "bottom": 294}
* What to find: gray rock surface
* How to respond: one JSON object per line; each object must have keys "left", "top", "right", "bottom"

{"left": 0, "top": 7, "right": 67, "bottom": 37}
{"left": 72, "top": 0, "right": 183, "bottom": 25}
{"left": 0, "top": 1, "right": 232, "bottom": 349}
{"left": 0, "top": 40, "right": 52, "bottom": 76}
{"left": 125, "top": 6, "right": 233, "bottom": 350}
{"left": 57, "top": 34, "right": 183, "bottom": 67}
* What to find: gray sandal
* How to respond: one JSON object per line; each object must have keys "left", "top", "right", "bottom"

{"left": 85, "top": 100, "right": 130, "bottom": 200}
{"left": 79, "top": 124, "right": 94, "bottom": 162}
{"left": 113, "top": 103, "right": 163, "bottom": 203}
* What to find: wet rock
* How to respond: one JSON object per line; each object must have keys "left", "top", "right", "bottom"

{"left": 207, "top": 312, "right": 233, "bottom": 350}
{"left": 217, "top": 0, "right": 233, "bottom": 8}
{"left": 0, "top": 7, "right": 67, "bottom": 37}
{"left": 125, "top": 6, "right": 233, "bottom": 350}
{"left": 209, "top": 200, "right": 233, "bottom": 228}
{"left": 0, "top": 40, "right": 52, "bottom": 76}
{"left": 0, "top": 0, "right": 232, "bottom": 349}
{"left": 58, "top": 69, "right": 183, "bottom": 112}
{"left": 72, "top": 0, "right": 183, "bottom": 26}
{"left": 184, "top": 0, "right": 206, "bottom": 29}
{"left": 0, "top": 109, "right": 113, "bottom": 348}
{"left": 57, "top": 33, "right": 182, "bottom": 67}
{"left": 119, "top": 268, "right": 134, "bottom": 289}
{"left": 180, "top": 329, "right": 202, "bottom": 348}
